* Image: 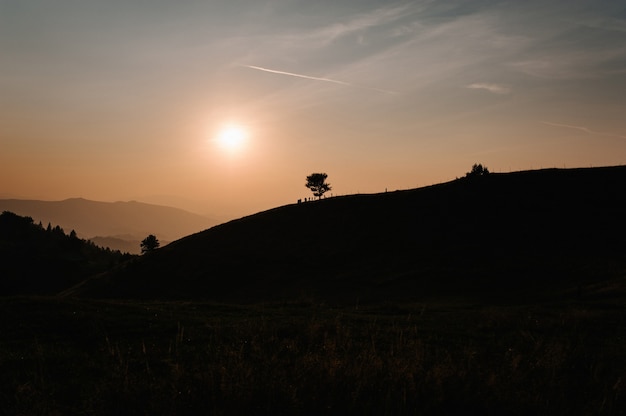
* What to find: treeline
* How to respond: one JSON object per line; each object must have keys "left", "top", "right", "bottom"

{"left": 0, "top": 211, "right": 135, "bottom": 295}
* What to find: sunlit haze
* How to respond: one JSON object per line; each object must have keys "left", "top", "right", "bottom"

{"left": 1, "top": 1, "right": 625, "bottom": 219}
{"left": 215, "top": 124, "right": 248, "bottom": 154}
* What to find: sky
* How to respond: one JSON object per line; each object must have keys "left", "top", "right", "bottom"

{"left": 1, "top": 0, "right": 625, "bottom": 219}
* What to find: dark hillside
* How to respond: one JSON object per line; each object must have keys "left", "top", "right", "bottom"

{"left": 0, "top": 212, "right": 134, "bottom": 295}
{"left": 67, "top": 166, "right": 626, "bottom": 303}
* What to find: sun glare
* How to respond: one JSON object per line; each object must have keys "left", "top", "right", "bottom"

{"left": 216, "top": 125, "right": 248, "bottom": 153}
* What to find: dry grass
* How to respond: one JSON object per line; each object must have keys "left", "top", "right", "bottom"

{"left": 1, "top": 297, "right": 626, "bottom": 415}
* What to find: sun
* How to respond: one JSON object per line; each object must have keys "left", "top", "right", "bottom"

{"left": 215, "top": 124, "right": 248, "bottom": 153}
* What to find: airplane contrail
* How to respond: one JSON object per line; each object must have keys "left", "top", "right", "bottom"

{"left": 242, "top": 65, "right": 398, "bottom": 95}
{"left": 542, "top": 121, "right": 626, "bottom": 139}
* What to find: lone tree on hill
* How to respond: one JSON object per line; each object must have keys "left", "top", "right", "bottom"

{"left": 140, "top": 234, "right": 160, "bottom": 254}
{"left": 305, "top": 173, "right": 332, "bottom": 200}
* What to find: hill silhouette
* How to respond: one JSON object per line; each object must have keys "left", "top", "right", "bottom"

{"left": 0, "top": 198, "right": 216, "bottom": 253}
{"left": 0, "top": 211, "right": 134, "bottom": 295}
{"left": 66, "top": 166, "right": 626, "bottom": 304}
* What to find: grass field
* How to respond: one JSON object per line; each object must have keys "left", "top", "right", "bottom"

{"left": 2, "top": 295, "right": 626, "bottom": 415}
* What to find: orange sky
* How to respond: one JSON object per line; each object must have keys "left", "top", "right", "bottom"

{"left": 1, "top": 1, "right": 625, "bottom": 219}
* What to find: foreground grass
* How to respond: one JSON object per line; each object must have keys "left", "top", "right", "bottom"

{"left": 1, "top": 296, "right": 625, "bottom": 415}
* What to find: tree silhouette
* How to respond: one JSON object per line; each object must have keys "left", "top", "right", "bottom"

{"left": 466, "top": 163, "right": 490, "bottom": 178}
{"left": 305, "top": 173, "right": 332, "bottom": 200}
{"left": 140, "top": 234, "right": 160, "bottom": 254}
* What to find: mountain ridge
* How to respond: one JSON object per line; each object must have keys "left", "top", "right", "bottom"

{"left": 0, "top": 198, "right": 217, "bottom": 252}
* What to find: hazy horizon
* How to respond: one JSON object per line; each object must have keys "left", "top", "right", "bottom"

{"left": 2, "top": 0, "right": 625, "bottom": 218}
{"left": 0, "top": 192, "right": 228, "bottom": 219}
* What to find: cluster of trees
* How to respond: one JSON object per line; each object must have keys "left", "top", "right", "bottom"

{"left": 466, "top": 163, "right": 490, "bottom": 178}
{"left": 0, "top": 211, "right": 135, "bottom": 295}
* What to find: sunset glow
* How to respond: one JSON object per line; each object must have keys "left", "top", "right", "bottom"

{"left": 1, "top": 1, "right": 624, "bottom": 219}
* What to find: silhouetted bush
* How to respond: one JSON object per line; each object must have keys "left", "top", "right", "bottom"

{"left": 466, "top": 163, "right": 490, "bottom": 178}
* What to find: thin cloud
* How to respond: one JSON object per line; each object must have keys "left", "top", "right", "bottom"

{"left": 509, "top": 46, "right": 626, "bottom": 80}
{"left": 574, "top": 16, "right": 626, "bottom": 34}
{"left": 466, "top": 83, "right": 511, "bottom": 94}
{"left": 306, "top": 4, "right": 415, "bottom": 46}
{"left": 242, "top": 65, "right": 399, "bottom": 95}
{"left": 542, "top": 121, "right": 626, "bottom": 139}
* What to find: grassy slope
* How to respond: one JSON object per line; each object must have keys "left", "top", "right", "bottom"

{"left": 2, "top": 296, "right": 625, "bottom": 415}
{"left": 67, "top": 166, "right": 626, "bottom": 303}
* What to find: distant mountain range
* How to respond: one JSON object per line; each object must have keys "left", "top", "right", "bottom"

{"left": 65, "top": 166, "right": 626, "bottom": 304}
{"left": 89, "top": 236, "right": 151, "bottom": 255}
{"left": 0, "top": 198, "right": 217, "bottom": 253}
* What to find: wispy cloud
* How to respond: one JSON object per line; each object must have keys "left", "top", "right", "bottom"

{"left": 228, "top": 5, "right": 524, "bottom": 98}
{"left": 466, "top": 83, "right": 511, "bottom": 94}
{"left": 542, "top": 121, "right": 626, "bottom": 139}
{"left": 242, "top": 65, "right": 399, "bottom": 95}
{"left": 305, "top": 4, "right": 415, "bottom": 46}
{"left": 508, "top": 46, "right": 626, "bottom": 80}
{"left": 573, "top": 16, "right": 626, "bottom": 34}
